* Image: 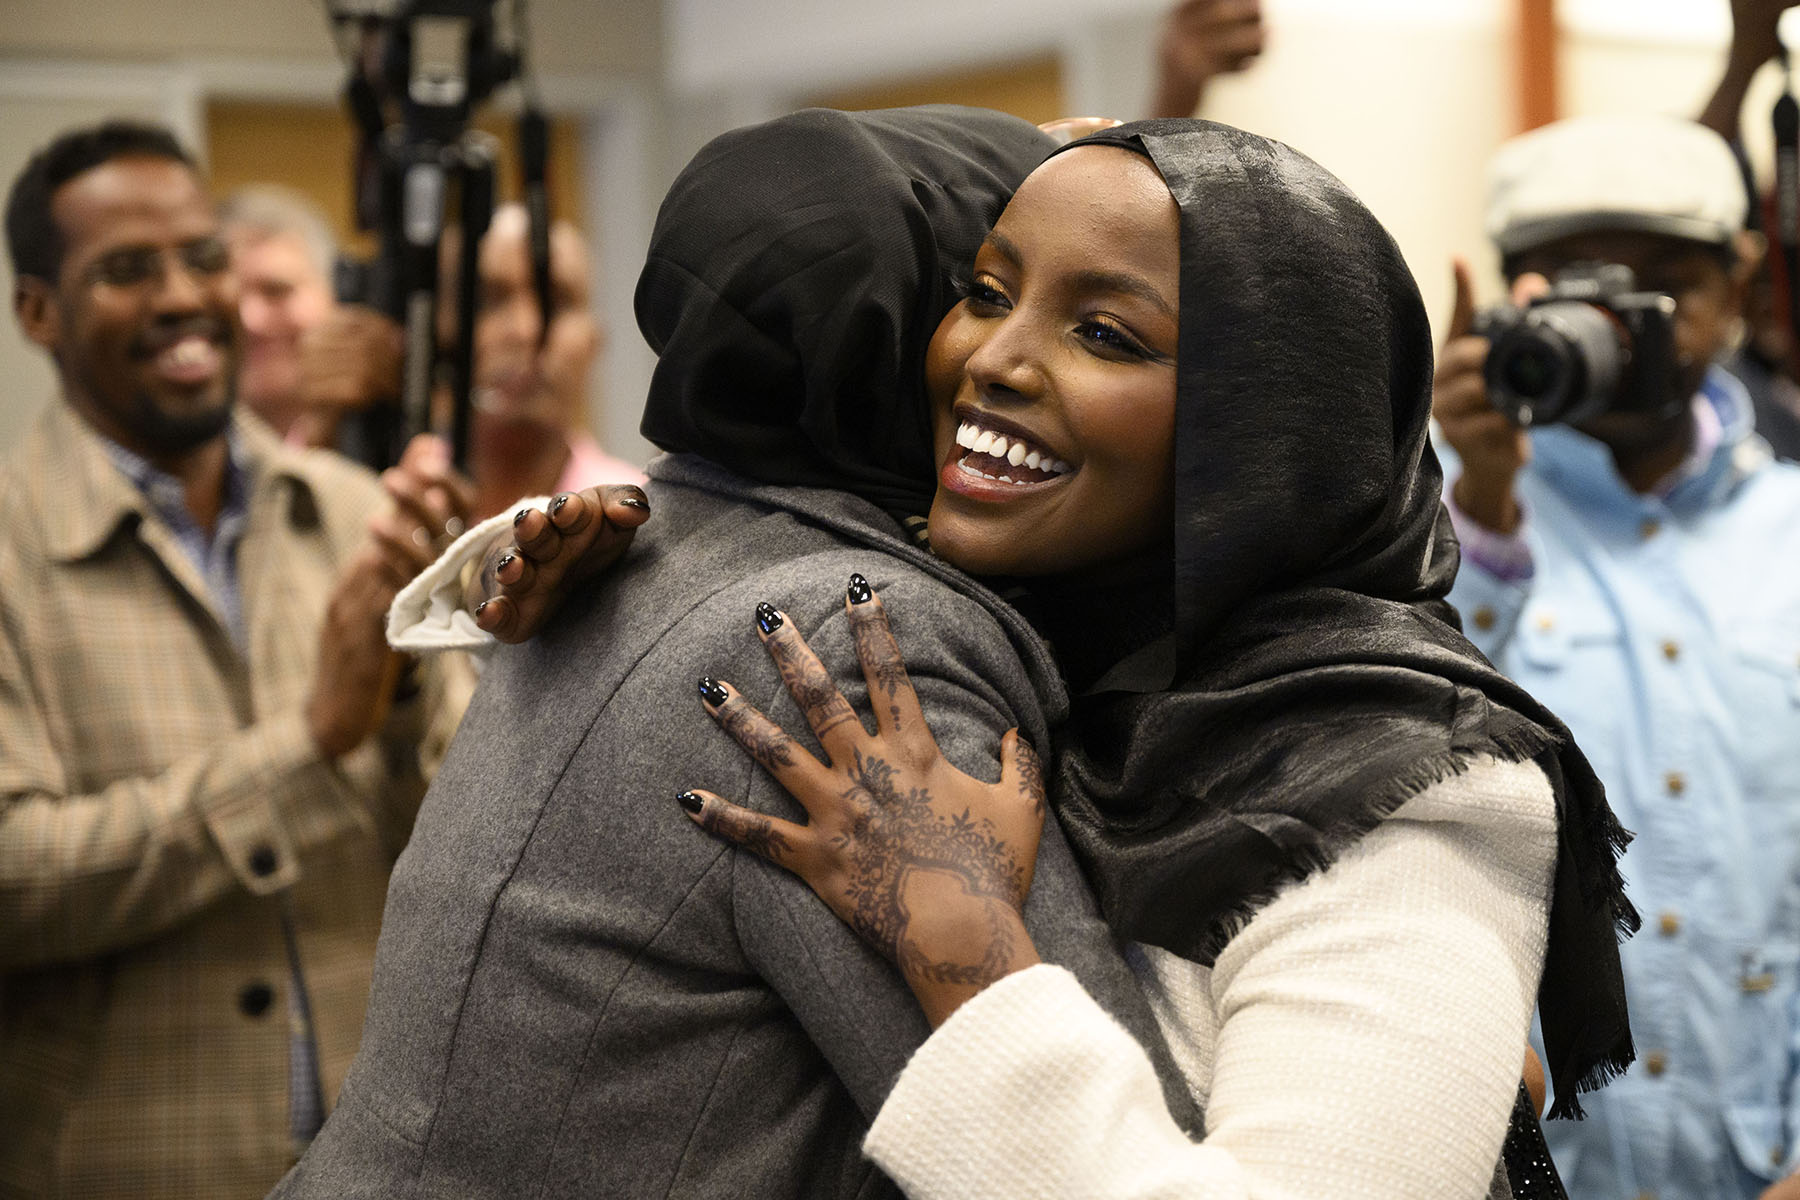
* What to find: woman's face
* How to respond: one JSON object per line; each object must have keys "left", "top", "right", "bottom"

{"left": 925, "top": 146, "right": 1180, "bottom": 577}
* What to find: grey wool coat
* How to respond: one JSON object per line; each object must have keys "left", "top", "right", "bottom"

{"left": 273, "top": 454, "right": 1197, "bottom": 1199}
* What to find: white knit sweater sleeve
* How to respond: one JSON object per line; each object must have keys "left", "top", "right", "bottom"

{"left": 863, "top": 755, "right": 1557, "bottom": 1200}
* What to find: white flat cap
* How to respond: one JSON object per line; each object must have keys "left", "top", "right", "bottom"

{"left": 1486, "top": 113, "right": 1747, "bottom": 256}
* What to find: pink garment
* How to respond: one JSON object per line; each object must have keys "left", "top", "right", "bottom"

{"left": 556, "top": 432, "right": 646, "bottom": 493}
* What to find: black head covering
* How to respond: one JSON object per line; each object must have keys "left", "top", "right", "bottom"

{"left": 1034, "top": 120, "right": 1638, "bottom": 1119}
{"left": 635, "top": 105, "right": 1054, "bottom": 525}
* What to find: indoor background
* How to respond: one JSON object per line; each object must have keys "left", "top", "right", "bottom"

{"left": 0, "top": 0, "right": 1781, "bottom": 463}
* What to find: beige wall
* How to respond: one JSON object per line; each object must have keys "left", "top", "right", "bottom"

{"left": 0, "top": 0, "right": 660, "bottom": 76}
{"left": 808, "top": 57, "right": 1063, "bottom": 125}
{"left": 1199, "top": 4, "right": 1512, "bottom": 345}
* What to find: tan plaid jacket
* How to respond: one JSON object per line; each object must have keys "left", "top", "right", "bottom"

{"left": 0, "top": 404, "right": 468, "bottom": 1199}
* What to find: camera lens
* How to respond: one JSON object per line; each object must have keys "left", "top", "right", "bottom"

{"left": 1499, "top": 341, "right": 1562, "bottom": 400}
{"left": 1484, "top": 302, "right": 1624, "bottom": 427}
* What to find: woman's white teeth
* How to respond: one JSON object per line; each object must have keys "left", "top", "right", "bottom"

{"left": 952, "top": 419, "right": 1071, "bottom": 480}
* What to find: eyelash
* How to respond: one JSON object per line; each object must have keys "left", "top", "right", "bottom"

{"left": 952, "top": 274, "right": 1165, "bottom": 363}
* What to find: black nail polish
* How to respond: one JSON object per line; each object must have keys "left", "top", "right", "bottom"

{"left": 550, "top": 493, "right": 571, "bottom": 516}
{"left": 512, "top": 507, "right": 531, "bottom": 527}
{"left": 475, "top": 600, "right": 490, "bottom": 616}
{"left": 618, "top": 495, "right": 648, "bottom": 511}
{"left": 847, "top": 573, "right": 872, "bottom": 604}
{"left": 755, "top": 602, "right": 783, "bottom": 635}
{"left": 677, "top": 790, "right": 704, "bottom": 814}
{"left": 497, "top": 553, "right": 516, "bottom": 572}
{"left": 698, "top": 677, "right": 728, "bottom": 707}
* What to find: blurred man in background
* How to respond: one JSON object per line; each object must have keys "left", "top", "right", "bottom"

{"left": 1434, "top": 114, "right": 1800, "bottom": 1200}
{"left": 0, "top": 120, "right": 470, "bottom": 1198}
{"left": 220, "top": 185, "right": 341, "bottom": 444}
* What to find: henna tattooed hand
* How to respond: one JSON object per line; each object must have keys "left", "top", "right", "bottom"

{"left": 462, "top": 484, "right": 652, "bottom": 642}
{"left": 680, "top": 574, "right": 1048, "bottom": 1026}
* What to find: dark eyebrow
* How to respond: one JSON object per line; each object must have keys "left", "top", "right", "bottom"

{"left": 978, "top": 230, "right": 1176, "bottom": 321}
{"left": 980, "top": 229, "right": 1024, "bottom": 267}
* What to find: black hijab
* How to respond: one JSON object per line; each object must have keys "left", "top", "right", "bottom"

{"left": 635, "top": 105, "right": 1053, "bottom": 524}
{"left": 1035, "top": 121, "right": 1638, "bottom": 1119}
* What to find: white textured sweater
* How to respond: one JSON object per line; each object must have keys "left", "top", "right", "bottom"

{"left": 863, "top": 755, "right": 1558, "bottom": 1199}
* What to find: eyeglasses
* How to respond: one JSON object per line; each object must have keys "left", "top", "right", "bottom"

{"left": 83, "top": 237, "right": 231, "bottom": 289}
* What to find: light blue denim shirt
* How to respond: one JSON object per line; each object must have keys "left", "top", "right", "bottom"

{"left": 1441, "top": 368, "right": 1800, "bottom": 1200}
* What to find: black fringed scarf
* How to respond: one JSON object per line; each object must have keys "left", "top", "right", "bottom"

{"left": 1033, "top": 120, "right": 1638, "bottom": 1120}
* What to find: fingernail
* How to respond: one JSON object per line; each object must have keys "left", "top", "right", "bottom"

{"left": 676, "top": 790, "right": 704, "bottom": 814}
{"left": 550, "top": 493, "right": 571, "bottom": 516}
{"left": 475, "top": 600, "right": 490, "bottom": 617}
{"left": 497, "top": 553, "right": 516, "bottom": 572}
{"left": 847, "top": 573, "right": 871, "bottom": 604}
{"left": 698, "top": 677, "right": 728, "bottom": 707}
{"left": 755, "top": 602, "right": 783, "bottom": 635}
{"left": 618, "top": 496, "right": 648, "bottom": 511}
{"left": 513, "top": 507, "right": 531, "bottom": 527}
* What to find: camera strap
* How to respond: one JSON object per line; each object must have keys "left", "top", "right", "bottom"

{"left": 1772, "top": 49, "right": 1800, "bottom": 372}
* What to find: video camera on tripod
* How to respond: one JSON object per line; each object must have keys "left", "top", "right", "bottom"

{"left": 323, "top": 0, "right": 555, "bottom": 471}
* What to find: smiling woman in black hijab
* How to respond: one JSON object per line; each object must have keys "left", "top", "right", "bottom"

{"left": 673, "top": 119, "right": 1636, "bottom": 1199}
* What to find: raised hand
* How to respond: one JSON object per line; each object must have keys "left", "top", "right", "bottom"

{"left": 1432, "top": 258, "right": 1531, "bottom": 534}
{"left": 680, "top": 575, "right": 1047, "bottom": 1026}
{"left": 464, "top": 484, "right": 651, "bottom": 641}
{"left": 310, "top": 434, "right": 471, "bottom": 758}
{"left": 1149, "top": 0, "right": 1266, "bottom": 118}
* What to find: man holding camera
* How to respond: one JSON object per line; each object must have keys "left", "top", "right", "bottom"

{"left": 1, "top": 121, "right": 471, "bottom": 1197}
{"left": 1435, "top": 113, "right": 1800, "bottom": 1200}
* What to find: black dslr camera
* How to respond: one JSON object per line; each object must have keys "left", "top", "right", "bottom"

{"left": 1474, "top": 263, "right": 1682, "bottom": 428}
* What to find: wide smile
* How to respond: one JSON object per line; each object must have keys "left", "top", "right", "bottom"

{"left": 939, "top": 410, "right": 1073, "bottom": 501}
{"left": 149, "top": 333, "right": 226, "bottom": 388}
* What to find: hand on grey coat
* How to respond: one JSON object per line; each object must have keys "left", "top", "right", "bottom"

{"left": 681, "top": 575, "right": 1048, "bottom": 1027}
{"left": 464, "top": 483, "right": 652, "bottom": 641}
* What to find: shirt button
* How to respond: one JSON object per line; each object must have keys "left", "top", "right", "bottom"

{"left": 238, "top": 982, "right": 274, "bottom": 1018}
{"left": 248, "top": 845, "right": 279, "bottom": 877}
{"left": 1660, "top": 640, "right": 1680, "bottom": 662}
{"left": 1665, "top": 771, "right": 1686, "bottom": 796}
{"left": 1658, "top": 911, "right": 1681, "bottom": 936}
{"left": 1644, "top": 1050, "right": 1668, "bottom": 1076}
{"left": 1534, "top": 611, "right": 1556, "bottom": 632}
{"left": 1773, "top": 1146, "right": 1787, "bottom": 1168}
{"left": 1640, "top": 518, "right": 1661, "bottom": 539}
{"left": 1471, "top": 606, "right": 1497, "bottom": 632}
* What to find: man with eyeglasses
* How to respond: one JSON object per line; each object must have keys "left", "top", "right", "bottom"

{"left": 0, "top": 121, "right": 472, "bottom": 1198}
